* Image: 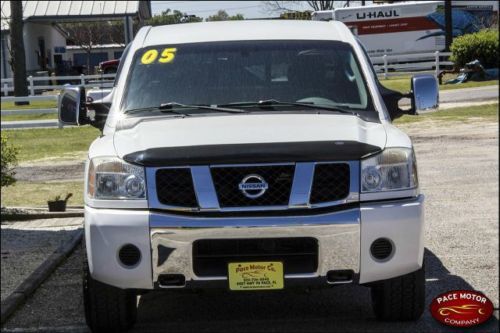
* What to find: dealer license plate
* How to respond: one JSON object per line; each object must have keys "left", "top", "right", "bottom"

{"left": 228, "top": 262, "right": 284, "bottom": 291}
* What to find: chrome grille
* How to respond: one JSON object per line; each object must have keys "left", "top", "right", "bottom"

{"left": 310, "top": 163, "right": 350, "bottom": 204}
{"left": 211, "top": 165, "right": 295, "bottom": 207}
{"left": 148, "top": 161, "right": 358, "bottom": 212}
{"left": 155, "top": 168, "right": 197, "bottom": 207}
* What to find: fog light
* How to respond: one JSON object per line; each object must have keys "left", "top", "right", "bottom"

{"left": 118, "top": 244, "right": 141, "bottom": 267}
{"left": 370, "top": 238, "right": 394, "bottom": 261}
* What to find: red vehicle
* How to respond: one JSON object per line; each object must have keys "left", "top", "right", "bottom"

{"left": 99, "top": 59, "right": 120, "bottom": 74}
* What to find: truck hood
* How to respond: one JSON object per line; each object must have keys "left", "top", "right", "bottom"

{"left": 113, "top": 114, "right": 387, "bottom": 166}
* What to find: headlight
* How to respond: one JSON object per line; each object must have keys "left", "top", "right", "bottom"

{"left": 361, "top": 148, "right": 418, "bottom": 193}
{"left": 87, "top": 157, "right": 146, "bottom": 200}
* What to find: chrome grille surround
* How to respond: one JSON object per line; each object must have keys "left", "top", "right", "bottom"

{"left": 146, "top": 161, "right": 359, "bottom": 212}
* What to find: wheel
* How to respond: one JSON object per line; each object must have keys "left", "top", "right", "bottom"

{"left": 370, "top": 265, "right": 425, "bottom": 321}
{"left": 83, "top": 255, "right": 137, "bottom": 332}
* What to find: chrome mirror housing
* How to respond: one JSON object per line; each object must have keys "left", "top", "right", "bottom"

{"left": 58, "top": 86, "right": 87, "bottom": 125}
{"left": 411, "top": 74, "right": 439, "bottom": 113}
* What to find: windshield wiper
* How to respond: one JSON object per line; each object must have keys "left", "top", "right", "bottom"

{"left": 125, "top": 102, "right": 247, "bottom": 116}
{"left": 159, "top": 102, "right": 247, "bottom": 114}
{"left": 218, "top": 99, "right": 359, "bottom": 116}
{"left": 125, "top": 106, "right": 192, "bottom": 116}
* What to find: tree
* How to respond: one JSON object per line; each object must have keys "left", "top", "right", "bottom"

{"left": 9, "top": 0, "right": 29, "bottom": 102}
{"left": 206, "top": 10, "right": 245, "bottom": 22}
{"left": 62, "top": 21, "right": 124, "bottom": 74}
{"left": 146, "top": 9, "right": 202, "bottom": 26}
{"left": 263, "top": 1, "right": 351, "bottom": 13}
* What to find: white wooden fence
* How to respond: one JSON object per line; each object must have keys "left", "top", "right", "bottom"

{"left": 1, "top": 73, "right": 115, "bottom": 129}
{"left": 1, "top": 95, "right": 61, "bottom": 129}
{"left": 1, "top": 73, "right": 115, "bottom": 96}
{"left": 371, "top": 51, "right": 453, "bottom": 79}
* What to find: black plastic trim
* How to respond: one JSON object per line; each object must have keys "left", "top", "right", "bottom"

{"left": 123, "top": 141, "right": 382, "bottom": 167}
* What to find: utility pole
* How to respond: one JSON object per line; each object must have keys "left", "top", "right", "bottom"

{"left": 444, "top": 1, "right": 453, "bottom": 51}
{"left": 9, "top": 0, "right": 29, "bottom": 103}
{"left": 361, "top": 0, "right": 366, "bottom": 5}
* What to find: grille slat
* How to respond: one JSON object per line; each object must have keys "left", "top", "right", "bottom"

{"left": 310, "top": 163, "right": 350, "bottom": 204}
{"left": 211, "top": 165, "right": 295, "bottom": 207}
{"left": 156, "top": 168, "right": 198, "bottom": 207}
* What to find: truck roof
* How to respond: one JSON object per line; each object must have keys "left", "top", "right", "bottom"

{"left": 141, "top": 20, "right": 350, "bottom": 47}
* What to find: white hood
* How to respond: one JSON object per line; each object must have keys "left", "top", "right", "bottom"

{"left": 113, "top": 114, "right": 386, "bottom": 158}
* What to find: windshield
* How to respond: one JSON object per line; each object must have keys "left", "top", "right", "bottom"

{"left": 122, "top": 40, "right": 374, "bottom": 112}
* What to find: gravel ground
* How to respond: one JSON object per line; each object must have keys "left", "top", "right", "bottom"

{"left": 1, "top": 119, "right": 498, "bottom": 333}
{"left": 14, "top": 163, "right": 85, "bottom": 182}
{"left": 0, "top": 218, "right": 83, "bottom": 302}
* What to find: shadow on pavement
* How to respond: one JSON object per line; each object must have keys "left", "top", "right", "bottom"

{"left": 133, "top": 248, "right": 498, "bottom": 333}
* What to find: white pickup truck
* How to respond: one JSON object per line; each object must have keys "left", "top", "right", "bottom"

{"left": 58, "top": 20, "right": 438, "bottom": 332}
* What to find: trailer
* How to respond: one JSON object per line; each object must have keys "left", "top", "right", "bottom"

{"left": 312, "top": 1, "right": 498, "bottom": 57}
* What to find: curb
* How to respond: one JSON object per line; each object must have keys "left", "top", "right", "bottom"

{"left": 1, "top": 212, "right": 84, "bottom": 221}
{"left": 0, "top": 229, "right": 84, "bottom": 324}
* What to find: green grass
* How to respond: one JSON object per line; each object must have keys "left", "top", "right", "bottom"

{"left": 3, "top": 126, "right": 100, "bottom": 162}
{"left": 1, "top": 181, "right": 84, "bottom": 207}
{"left": 1, "top": 113, "right": 57, "bottom": 121}
{"left": 1, "top": 100, "right": 57, "bottom": 110}
{"left": 1, "top": 99, "right": 58, "bottom": 121}
{"left": 380, "top": 74, "right": 498, "bottom": 93}
{"left": 394, "top": 103, "right": 498, "bottom": 124}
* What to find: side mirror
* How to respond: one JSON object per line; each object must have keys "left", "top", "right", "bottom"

{"left": 411, "top": 74, "right": 439, "bottom": 114}
{"left": 58, "top": 86, "right": 88, "bottom": 125}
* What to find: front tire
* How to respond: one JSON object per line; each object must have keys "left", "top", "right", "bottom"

{"left": 83, "top": 260, "right": 137, "bottom": 332}
{"left": 370, "top": 265, "right": 425, "bottom": 321}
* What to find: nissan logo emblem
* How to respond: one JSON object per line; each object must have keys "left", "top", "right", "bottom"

{"left": 238, "top": 174, "right": 268, "bottom": 199}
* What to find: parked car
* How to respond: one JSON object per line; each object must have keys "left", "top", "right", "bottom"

{"left": 58, "top": 20, "right": 438, "bottom": 332}
{"left": 98, "top": 59, "right": 120, "bottom": 74}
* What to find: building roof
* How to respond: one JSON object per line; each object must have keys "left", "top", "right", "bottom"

{"left": 142, "top": 20, "right": 350, "bottom": 47}
{"left": 1, "top": 1, "right": 151, "bottom": 31}
{"left": 66, "top": 43, "right": 126, "bottom": 50}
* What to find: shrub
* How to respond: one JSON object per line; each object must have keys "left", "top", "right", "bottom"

{"left": 1, "top": 132, "right": 19, "bottom": 187}
{"left": 450, "top": 29, "right": 499, "bottom": 69}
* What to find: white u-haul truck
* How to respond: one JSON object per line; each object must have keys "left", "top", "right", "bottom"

{"left": 312, "top": 1, "right": 498, "bottom": 57}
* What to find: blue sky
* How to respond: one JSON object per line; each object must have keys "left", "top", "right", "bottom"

{"left": 150, "top": 1, "right": 318, "bottom": 19}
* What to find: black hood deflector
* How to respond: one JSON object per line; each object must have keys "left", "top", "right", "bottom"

{"left": 123, "top": 141, "right": 382, "bottom": 167}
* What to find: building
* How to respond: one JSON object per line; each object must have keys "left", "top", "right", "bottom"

{"left": 1, "top": 1, "right": 151, "bottom": 79}
{"left": 66, "top": 43, "right": 126, "bottom": 70}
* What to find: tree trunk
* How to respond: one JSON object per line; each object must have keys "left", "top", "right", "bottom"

{"left": 9, "top": 1, "right": 29, "bottom": 104}
{"left": 86, "top": 48, "right": 91, "bottom": 75}
{"left": 444, "top": 2, "right": 453, "bottom": 52}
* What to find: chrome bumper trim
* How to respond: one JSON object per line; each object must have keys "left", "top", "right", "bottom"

{"left": 150, "top": 208, "right": 360, "bottom": 285}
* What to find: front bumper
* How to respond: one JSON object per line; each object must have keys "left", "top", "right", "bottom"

{"left": 85, "top": 195, "right": 424, "bottom": 290}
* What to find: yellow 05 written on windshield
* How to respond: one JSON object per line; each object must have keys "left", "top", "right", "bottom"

{"left": 140, "top": 48, "right": 177, "bottom": 64}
